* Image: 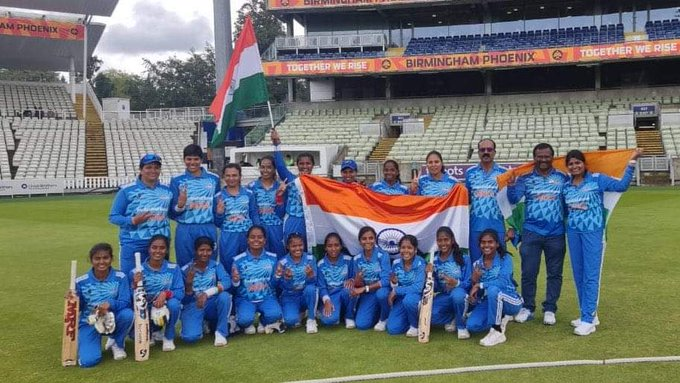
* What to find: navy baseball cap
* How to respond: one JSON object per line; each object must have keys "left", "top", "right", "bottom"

{"left": 341, "top": 159, "right": 357, "bottom": 171}
{"left": 139, "top": 153, "right": 162, "bottom": 167}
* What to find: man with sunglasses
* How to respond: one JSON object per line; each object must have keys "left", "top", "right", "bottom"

{"left": 464, "top": 139, "right": 508, "bottom": 265}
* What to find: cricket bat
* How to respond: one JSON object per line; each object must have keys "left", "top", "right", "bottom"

{"left": 418, "top": 247, "right": 436, "bottom": 343}
{"left": 61, "top": 260, "right": 79, "bottom": 366}
{"left": 133, "top": 252, "right": 150, "bottom": 361}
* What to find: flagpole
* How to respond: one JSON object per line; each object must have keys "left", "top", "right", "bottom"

{"left": 267, "top": 100, "right": 276, "bottom": 132}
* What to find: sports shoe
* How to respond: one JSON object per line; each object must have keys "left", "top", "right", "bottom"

{"left": 306, "top": 319, "right": 318, "bottom": 334}
{"left": 257, "top": 323, "right": 265, "bottom": 334}
{"left": 405, "top": 326, "right": 419, "bottom": 337}
{"left": 229, "top": 315, "right": 240, "bottom": 334}
{"left": 162, "top": 337, "right": 176, "bottom": 352}
{"left": 573, "top": 322, "right": 597, "bottom": 336}
{"left": 571, "top": 316, "right": 600, "bottom": 327}
{"left": 264, "top": 321, "right": 286, "bottom": 334}
{"left": 345, "top": 319, "right": 356, "bottom": 329}
{"left": 111, "top": 344, "right": 127, "bottom": 360}
{"left": 214, "top": 332, "right": 228, "bottom": 347}
{"left": 373, "top": 320, "right": 387, "bottom": 332}
{"left": 457, "top": 329, "right": 470, "bottom": 340}
{"left": 543, "top": 311, "right": 556, "bottom": 326}
{"left": 479, "top": 328, "right": 507, "bottom": 347}
{"left": 514, "top": 308, "right": 534, "bottom": 323}
{"left": 500, "top": 315, "right": 512, "bottom": 334}
{"left": 444, "top": 320, "right": 456, "bottom": 333}
{"left": 104, "top": 337, "right": 115, "bottom": 351}
{"left": 244, "top": 325, "right": 256, "bottom": 335}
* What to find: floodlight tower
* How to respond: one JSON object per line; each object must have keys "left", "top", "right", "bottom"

{"left": 213, "top": 0, "right": 232, "bottom": 89}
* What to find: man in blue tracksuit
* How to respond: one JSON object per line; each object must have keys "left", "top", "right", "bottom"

{"left": 465, "top": 139, "right": 508, "bottom": 264}
{"left": 109, "top": 153, "right": 173, "bottom": 275}
{"left": 508, "top": 143, "right": 568, "bottom": 325}
{"left": 170, "top": 144, "right": 221, "bottom": 267}
{"left": 276, "top": 249, "right": 319, "bottom": 333}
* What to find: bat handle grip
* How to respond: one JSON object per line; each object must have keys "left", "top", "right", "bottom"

{"left": 69, "top": 260, "right": 77, "bottom": 290}
{"left": 134, "top": 252, "right": 142, "bottom": 270}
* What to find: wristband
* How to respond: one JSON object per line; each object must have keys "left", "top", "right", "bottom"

{"left": 174, "top": 204, "right": 186, "bottom": 213}
{"left": 204, "top": 287, "right": 219, "bottom": 297}
{"left": 165, "top": 291, "right": 173, "bottom": 299}
{"left": 365, "top": 285, "right": 370, "bottom": 293}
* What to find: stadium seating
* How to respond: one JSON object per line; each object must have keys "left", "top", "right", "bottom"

{"left": 646, "top": 19, "right": 680, "bottom": 41}
{"left": 405, "top": 24, "right": 624, "bottom": 56}
{"left": 277, "top": 51, "right": 385, "bottom": 61}
{"left": 0, "top": 81, "right": 76, "bottom": 119}
{"left": 661, "top": 123, "right": 680, "bottom": 157}
{"left": 0, "top": 118, "right": 14, "bottom": 179}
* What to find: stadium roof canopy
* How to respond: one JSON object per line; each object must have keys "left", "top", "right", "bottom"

{"left": 0, "top": 0, "right": 118, "bottom": 17}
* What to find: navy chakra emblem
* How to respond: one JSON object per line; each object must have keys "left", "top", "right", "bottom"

{"left": 377, "top": 228, "right": 406, "bottom": 255}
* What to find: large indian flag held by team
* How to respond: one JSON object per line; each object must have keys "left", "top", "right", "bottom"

{"left": 209, "top": 16, "right": 268, "bottom": 148}
{"left": 298, "top": 175, "right": 469, "bottom": 257}
{"left": 496, "top": 149, "right": 635, "bottom": 242}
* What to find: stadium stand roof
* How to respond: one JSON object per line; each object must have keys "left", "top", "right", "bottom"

{"left": 0, "top": 0, "right": 118, "bottom": 17}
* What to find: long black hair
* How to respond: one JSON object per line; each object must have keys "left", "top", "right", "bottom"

{"left": 323, "top": 232, "right": 350, "bottom": 257}
{"left": 436, "top": 226, "right": 464, "bottom": 267}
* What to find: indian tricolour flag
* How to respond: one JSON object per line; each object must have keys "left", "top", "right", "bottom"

{"left": 496, "top": 149, "right": 636, "bottom": 243}
{"left": 209, "top": 16, "right": 268, "bottom": 148}
{"left": 298, "top": 175, "right": 469, "bottom": 256}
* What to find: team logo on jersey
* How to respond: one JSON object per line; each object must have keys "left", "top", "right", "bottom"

{"left": 377, "top": 228, "right": 405, "bottom": 255}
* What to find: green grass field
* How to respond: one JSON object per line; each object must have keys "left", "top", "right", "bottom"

{"left": 1, "top": 188, "right": 679, "bottom": 382}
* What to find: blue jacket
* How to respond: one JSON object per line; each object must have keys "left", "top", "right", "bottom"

{"left": 232, "top": 249, "right": 278, "bottom": 302}
{"left": 169, "top": 168, "right": 221, "bottom": 224}
{"left": 417, "top": 173, "right": 458, "bottom": 196}
{"left": 465, "top": 163, "right": 507, "bottom": 233}
{"left": 353, "top": 247, "right": 391, "bottom": 288}
{"left": 391, "top": 256, "right": 426, "bottom": 296}
{"left": 474, "top": 253, "right": 519, "bottom": 296}
{"left": 180, "top": 260, "right": 230, "bottom": 304}
{"left": 433, "top": 250, "right": 472, "bottom": 293}
{"left": 276, "top": 253, "right": 317, "bottom": 296}
{"left": 76, "top": 268, "right": 131, "bottom": 325}
{"left": 109, "top": 179, "right": 172, "bottom": 245}
{"left": 273, "top": 149, "right": 304, "bottom": 218}
{"left": 508, "top": 168, "right": 568, "bottom": 236}
{"left": 317, "top": 254, "right": 354, "bottom": 301}
{"left": 370, "top": 180, "right": 408, "bottom": 195}
{"left": 247, "top": 179, "right": 285, "bottom": 226}
{"left": 214, "top": 187, "right": 260, "bottom": 233}
{"left": 129, "top": 260, "right": 184, "bottom": 302}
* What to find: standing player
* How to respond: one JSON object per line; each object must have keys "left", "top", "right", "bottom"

{"left": 340, "top": 159, "right": 359, "bottom": 184}
{"left": 410, "top": 150, "right": 457, "bottom": 196}
{"left": 465, "top": 139, "right": 508, "bottom": 264}
{"left": 247, "top": 155, "right": 286, "bottom": 257}
{"left": 508, "top": 143, "right": 568, "bottom": 325}
{"left": 109, "top": 154, "right": 173, "bottom": 275}
{"left": 130, "top": 235, "right": 184, "bottom": 352}
{"left": 214, "top": 163, "right": 260, "bottom": 272}
{"left": 386, "top": 235, "right": 426, "bottom": 337}
{"left": 170, "top": 144, "right": 221, "bottom": 267}
{"left": 317, "top": 233, "right": 357, "bottom": 328}
{"left": 370, "top": 160, "right": 408, "bottom": 195}
{"left": 76, "top": 243, "right": 133, "bottom": 367}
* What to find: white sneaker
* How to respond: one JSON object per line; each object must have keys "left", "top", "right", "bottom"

{"left": 229, "top": 315, "right": 240, "bottom": 334}
{"left": 501, "top": 315, "right": 512, "bottom": 334}
{"left": 104, "top": 337, "right": 115, "bottom": 351}
{"left": 111, "top": 344, "right": 127, "bottom": 360}
{"left": 214, "top": 332, "right": 228, "bottom": 347}
{"left": 479, "top": 328, "right": 507, "bottom": 347}
{"left": 444, "top": 320, "right": 456, "bottom": 333}
{"left": 162, "top": 337, "right": 175, "bottom": 352}
{"left": 514, "top": 308, "right": 534, "bottom": 323}
{"left": 257, "top": 323, "right": 265, "bottom": 334}
{"left": 457, "top": 329, "right": 470, "bottom": 340}
{"left": 345, "top": 319, "right": 356, "bottom": 329}
{"left": 573, "top": 322, "right": 597, "bottom": 336}
{"left": 373, "top": 320, "right": 387, "bottom": 332}
{"left": 306, "top": 319, "right": 318, "bottom": 334}
{"left": 405, "top": 326, "right": 419, "bottom": 337}
{"left": 571, "top": 316, "right": 600, "bottom": 327}
{"left": 543, "top": 311, "right": 556, "bottom": 326}
{"left": 264, "top": 321, "right": 285, "bottom": 334}
{"left": 244, "top": 325, "right": 256, "bottom": 335}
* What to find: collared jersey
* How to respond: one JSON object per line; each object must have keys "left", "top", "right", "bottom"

{"left": 130, "top": 260, "right": 184, "bottom": 301}
{"left": 508, "top": 168, "right": 568, "bottom": 236}
{"left": 232, "top": 250, "right": 278, "bottom": 302}
{"left": 247, "top": 179, "right": 285, "bottom": 226}
{"left": 109, "top": 179, "right": 173, "bottom": 244}
{"left": 317, "top": 254, "right": 353, "bottom": 299}
{"left": 353, "top": 247, "right": 391, "bottom": 287}
{"left": 370, "top": 180, "right": 408, "bottom": 195}
{"left": 391, "top": 256, "right": 426, "bottom": 296}
{"left": 563, "top": 166, "right": 634, "bottom": 233}
{"left": 433, "top": 250, "right": 472, "bottom": 293}
{"left": 274, "top": 149, "right": 304, "bottom": 218}
{"left": 170, "top": 168, "right": 221, "bottom": 224}
{"left": 181, "top": 260, "right": 230, "bottom": 304}
{"left": 473, "top": 253, "right": 518, "bottom": 295}
{"left": 214, "top": 187, "right": 260, "bottom": 232}
{"left": 417, "top": 173, "right": 458, "bottom": 196}
{"left": 276, "top": 253, "right": 317, "bottom": 296}
{"left": 465, "top": 163, "right": 507, "bottom": 233}
{"left": 76, "top": 268, "right": 131, "bottom": 325}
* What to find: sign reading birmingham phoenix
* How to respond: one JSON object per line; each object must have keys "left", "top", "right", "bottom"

{"left": 0, "top": 16, "right": 84, "bottom": 41}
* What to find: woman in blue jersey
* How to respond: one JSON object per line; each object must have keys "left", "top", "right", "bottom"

{"left": 350, "top": 226, "right": 391, "bottom": 331}
{"left": 429, "top": 226, "right": 472, "bottom": 340}
{"left": 409, "top": 150, "right": 457, "bottom": 196}
{"left": 386, "top": 235, "right": 426, "bottom": 336}
{"left": 270, "top": 129, "right": 314, "bottom": 251}
{"left": 317, "top": 233, "right": 357, "bottom": 328}
{"left": 214, "top": 163, "right": 260, "bottom": 272}
{"left": 563, "top": 149, "right": 641, "bottom": 336}
{"left": 276, "top": 233, "right": 319, "bottom": 333}
{"left": 76, "top": 243, "right": 133, "bottom": 367}
{"left": 466, "top": 229, "right": 523, "bottom": 347}
{"left": 130, "top": 235, "right": 184, "bottom": 352}
{"left": 370, "top": 160, "right": 408, "bottom": 195}
{"left": 248, "top": 155, "right": 286, "bottom": 257}
{"left": 180, "top": 237, "right": 232, "bottom": 347}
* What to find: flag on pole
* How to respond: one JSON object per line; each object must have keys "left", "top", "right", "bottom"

{"left": 297, "top": 175, "right": 470, "bottom": 256}
{"left": 209, "top": 16, "right": 268, "bottom": 148}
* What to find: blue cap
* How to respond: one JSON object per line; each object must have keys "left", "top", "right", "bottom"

{"left": 341, "top": 159, "right": 357, "bottom": 171}
{"left": 139, "top": 153, "right": 162, "bottom": 167}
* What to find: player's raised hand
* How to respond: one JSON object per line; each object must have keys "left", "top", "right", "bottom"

{"left": 231, "top": 265, "right": 240, "bottom": 284}
{"left": 177, "top": 184, "right": 188, "bottom": 209}
{"left": 216, "top": 194, "right": 225, "bottom": 215}
{"left": 284, "top": 267, "right": 293, "bottom": 280}
{"left": 271, "top": 129, "right": 281, "bottom": 146}
{"left": 507, "top": 169, "right": 517, "bottom": 186}
{"left": 153, "top": 292, "right": 167, "bottom": 308}
{"left": 409, "top": 170, "right": 420, "bottom": 194}
{"left": 354, "top": 271, "right": 364, "bottom": 287}
{"left": 323, "top": 299, "right": 335, "bottom": 317}
{"left": 304, "top": 264, "right": 314, "bottom": 278}
{"left": 389, "top": 272, "right": 398, "bottom": 285}
{"left": 186, "top": 267, "right": 196, "bottom": 286}
{"left": 133, "top": 271, "right": 143, "bottom": 286}
{"left": 630, "top": 148, "right": 643, "bottom": 161}
{"left": 132, "top": 211, "right": 153, "bottom": 226}
{"left": 471, "top": 264, "right": 483, "bottom": 284}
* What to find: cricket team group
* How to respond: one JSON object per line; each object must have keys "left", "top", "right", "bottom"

{"left": 72, "top": 129, "right": 642, "bottom": 367}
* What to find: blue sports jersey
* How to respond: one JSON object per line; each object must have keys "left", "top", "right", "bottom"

{"left": 433, "top": 250, "right": 472, "bottom": 293}
{"left": 465, "top": 163, "right": 507, "bottom": 233}
{"left": 214, "top": 187, "right": 260, "bottom": 233}
{"left": 170, "top": 168, "right": 221, "bottom": 224}
{"left": 370, "top": 180, "right": 408, "bottom": 195}
{"left": 75, "top": 268, "right": 131, "bottom": 325}
{"left": 273, "top": 149, "right": 304, "bottom": 218}
{"left": 109, "top": 179, "right": 173, "bottom": 245}
{"left": 473, "top": 254, "right": 517, "bottom": 294}
{"left": 563, "top": 166, "right": 635, "bottom": 233}
{"left": 317, "top": 254, "right": 353, "bottom": 299}
{"left": 508, "top": 168, "right": 568, "bottom": 236}
{"left": 391, "top": 256, "right": 426, "bottom": 296}
{"left": 247, "top": 179, "right": 285, "bottom": 226}
{"left": 353, "top": 247, "right": 391, "bottom": 287}
{"left": 417, "top": 173, "right": 458, "bottom": 196}
{"left": 130, "top": 260, "right": 185, "bottom": 301}
{"left": 276, "top": 253, "right": 317, "bottom": 296}
{"left": 180, "top": 260, "right": 230, "bottom": 303}
{"left": 232, "top": 250, "right": 278, "bottom": 302}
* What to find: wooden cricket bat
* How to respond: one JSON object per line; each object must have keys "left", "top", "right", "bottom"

{"left": 418, "top": 249, "right": 436, "bottom": 343}
{"left": 133, "top": 252, "right": 150, "bottom": 361}
{"left": 61, "top": 260, "right": 79, "bottom": 366}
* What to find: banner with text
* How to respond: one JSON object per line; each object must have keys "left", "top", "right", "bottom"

{"left": 0, "top": 17, "right": 84, "bottom": 41}
{"left": 267, "top": 0, "right": 440, "bottom": 11}
{"left": 263, "top": 39, "right": 680, "bottom": 77}
{"left": 0, "top": 179, "right": 65, "bottom": 196}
